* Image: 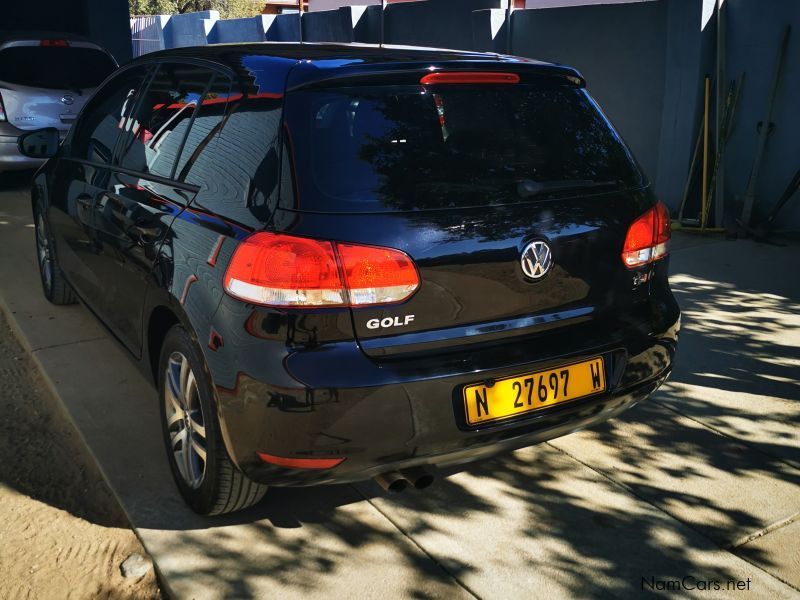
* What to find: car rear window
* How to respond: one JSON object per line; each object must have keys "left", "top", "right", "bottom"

{"left": 0, "top": 46, "right": 115, "bottom": 89}
{"left": 283, "top": 84, "right": 643, "bottom": 213}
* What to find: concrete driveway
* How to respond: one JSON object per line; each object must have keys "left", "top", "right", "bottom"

{"left": 1, "top": 173, "right": 798, "bottom": 599}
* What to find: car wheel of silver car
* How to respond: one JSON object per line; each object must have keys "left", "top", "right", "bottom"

{"left": 34, "top": 203, "right": 76, "bottom": 305}
{"left": 158, "top": 325, "right": 268, "bottom": 515}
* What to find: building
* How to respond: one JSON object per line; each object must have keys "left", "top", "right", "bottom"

{"left": 252, "top": 1, "right": 309, "bottom": 13}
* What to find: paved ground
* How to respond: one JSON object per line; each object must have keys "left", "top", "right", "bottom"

{"left": 1, "top": 175, "right": 798, "bottom": 599}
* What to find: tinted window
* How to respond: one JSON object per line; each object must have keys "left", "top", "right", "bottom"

{"left": 69, "top": 66, "right": 151, "bottom": 164}
{"left": 184, "top": 92, "right": 282, "bottom": 228}
{"left": 0, "top": 46, "right": 116, "bottom": 89}
{"left": 117, "top": 63, "right": 214, "bottom": 179}
{"left": 284, "top": 85, "right": 643, "bottom": 212}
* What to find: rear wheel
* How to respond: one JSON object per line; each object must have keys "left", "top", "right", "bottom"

{"left": 158, "top": 325, "right": 267, "bottom": 515}
{"left": 34, "top": 204, "right": 76, "bottom": 305}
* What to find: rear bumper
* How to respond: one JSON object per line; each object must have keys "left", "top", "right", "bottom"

{"left": 231, "top": 374, "right": 668, "bottom": 487}
{"left": 209, "top": 291, "right": 680, "bottom": 487}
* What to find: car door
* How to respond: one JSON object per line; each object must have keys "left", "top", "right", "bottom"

{"left": 48, "top": 64, "right": 152, "bottom": 315}
{"left": 89, "top": 62, "right": 222, "bottom": 355}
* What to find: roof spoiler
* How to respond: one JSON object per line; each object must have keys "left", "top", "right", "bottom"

{"left": 287, "top": 63, "right": 586, "bottom": 92}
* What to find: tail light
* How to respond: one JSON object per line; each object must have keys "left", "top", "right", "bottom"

{"left": 224, "top": 232, "right": 420, "bottom": 308}
{"left": 622, "top": 202, "right": 671, "bottom": 268}
{"left": 40, "top": 39, "right": 70, "bottom": 47}
{"left": 0, "top": 93, "right": 6, "bottom": 122}
{"left": 337, "top": 243, "right": 419, "bottom": 305}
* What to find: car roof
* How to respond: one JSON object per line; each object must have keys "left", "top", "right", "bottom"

{"left": 140, "top": 42, "right": 584, "bottom": 92}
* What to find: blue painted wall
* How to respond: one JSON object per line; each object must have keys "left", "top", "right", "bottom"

{"left": 208, "top": 15, "right": 272, "bottom": 44}
{"left": 303, "top": 8, "right": 355, "bottom": 42}
{"left": 723, "top": 0, "right": 800, "bottom": 228}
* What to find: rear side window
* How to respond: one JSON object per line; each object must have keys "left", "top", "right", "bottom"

{"left": 69, "top": 66, "right": 151, "bottom": 164}
{"left": 284, "top": 84, "right": 643, "bottom": 212}
{"left": 183, "top": 92, "right": 283, "bottom": 229}
{"left": 0, "top": 46, "right": 115, "bottom": 89}
{"left": 116, "top": 63, "right": 215, "bottom": 179}
{"left": 173, "top": 76, "right": 234, "bottom": 178}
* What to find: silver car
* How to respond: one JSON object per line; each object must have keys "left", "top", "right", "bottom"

{"left": 0, "top": 32, "right": 117, "bottom": 171}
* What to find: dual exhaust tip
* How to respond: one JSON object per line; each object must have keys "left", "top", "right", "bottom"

{"left": 374, "top": 467, "right": 434, "bottom": 493}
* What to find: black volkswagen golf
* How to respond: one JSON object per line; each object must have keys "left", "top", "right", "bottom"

{"left": 20, "top": 43, "right": 679, "bottom": 515}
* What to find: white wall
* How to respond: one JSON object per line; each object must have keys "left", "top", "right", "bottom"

{"left": 310, "top": 0, "right": 375, "bottom": 10}
{"left": 309, "top": 0, "right": 425, "bottom": 12}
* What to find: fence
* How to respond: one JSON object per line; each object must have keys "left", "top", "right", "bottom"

{"left": 130, "top": 15, "right": 165, "bottom": 57}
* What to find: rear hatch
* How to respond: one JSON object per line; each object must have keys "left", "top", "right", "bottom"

{"left": 280, "top": 68, "right": 652, "bottom": 358}
{"left": 0, "top": 40, "right": 116, "bottom": 131}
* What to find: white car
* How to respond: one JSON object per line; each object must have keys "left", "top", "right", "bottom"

{"left": 0, "top": 32, "right": 117, "bottom": 171}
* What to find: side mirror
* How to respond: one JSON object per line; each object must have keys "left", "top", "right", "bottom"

{"left": 17, "top": 128, "right": 60, "bottom": 159}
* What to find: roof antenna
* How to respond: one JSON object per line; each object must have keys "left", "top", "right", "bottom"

{"left": 505, "top": 0, "right": 513, "bottom": 54}
{"left": 380, "top": 0, "right": 386, "bottom": 47}
{"left": 298, "top": 0, "right": 303, "bottom": 44}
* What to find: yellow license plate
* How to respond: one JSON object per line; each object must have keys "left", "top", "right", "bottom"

{"left": 463, "top": 356, "right": 606, "bottom": 426}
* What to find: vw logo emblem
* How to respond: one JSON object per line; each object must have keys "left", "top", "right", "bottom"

{"left": 61, "top": 94, "right": 74, "bottom": 106}
{"left": 520, "top": 240, "right": 553, "bottom": 280}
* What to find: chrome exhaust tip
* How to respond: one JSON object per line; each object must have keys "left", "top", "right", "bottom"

{"left": 399, "top": 466, "right": 434, "bottom": 490}
{"left": 374, "top": 471, "right": 410, "bottom": 493}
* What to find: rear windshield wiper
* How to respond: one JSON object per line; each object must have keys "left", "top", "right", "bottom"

{"left": 516, "top": 179, "right": 620, "bottom": 198}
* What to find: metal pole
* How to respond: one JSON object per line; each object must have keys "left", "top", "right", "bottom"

{"left": 739, "top": 25, "right": 790, "bottom": 227}
{"left": 506, "top": 1, "right": 513, "bottom": 54}
{"left": 714, "top": 0, "right": 726, "bottom": 228}
{"left": 298, "top": 0, "right": 303, "bottom": 43}
{"left": 701, "top": 76, "right": 710, "bottom": 231}
{"left": 380, "top": 0, "right": 386, "bottom": 47}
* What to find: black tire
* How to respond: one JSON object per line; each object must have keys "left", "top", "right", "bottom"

{"left": 157, "top": 325, "right": 267, "bottom": 515}
{"left": 33, "top": 203, "right": 77, "bottom": 305}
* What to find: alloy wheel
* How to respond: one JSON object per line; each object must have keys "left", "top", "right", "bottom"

{"left": 164, "top": 352, "right": 208, "bottom": 489}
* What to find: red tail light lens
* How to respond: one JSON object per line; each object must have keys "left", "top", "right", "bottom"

{"left": 224, "top": 233, "right": 420, "bottom": 308}
{"left": 337, "top": 243, "right": 419, "bottom": 306}
{"left": 622, "top": 202, "right": 671, "bottom": 268}
{"left": 420, "top": 72, "right": 520, "bottom": 85}
{"left": 224, "top": 233, "right": 345, "bottom": 307}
